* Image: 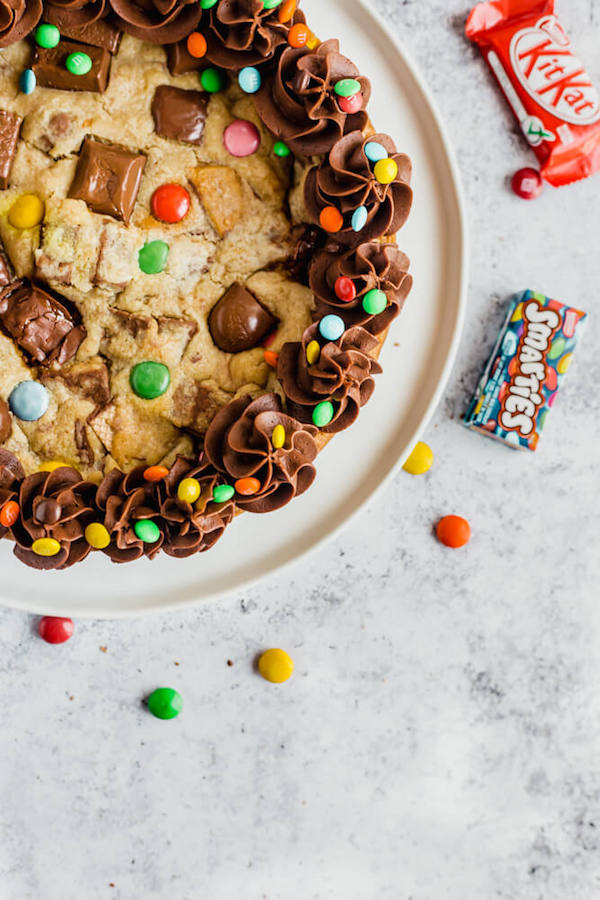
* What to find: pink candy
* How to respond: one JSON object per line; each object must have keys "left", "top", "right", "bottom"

{"left": 223, "top": 119, "right": 261, "bottom": 158}
{"left": 338, "top": 93, "right": 363, "bottom": 114}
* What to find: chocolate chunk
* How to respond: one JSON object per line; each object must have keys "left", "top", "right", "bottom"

{"left": 0, "top": 279, "right": 86, "bottom": 366}
{"left": 41, "top": 358, "right": 111, "bottom": 411}
{"left": 0, "top": 398, "right": 11, "bottom": 443}
{"left": 69, "top": 136, "right": 146, "bottom": 223}
{"left": 0, "top": 110, "right": 22, "bottom": 190}
{"left": 74, "top": 418, "right": 95, "bottom": 467}
{"left": 32, "top": 40, "right": 111, "bottom": 93}
{"left": 165, "top": 40, "right": 209, "bottom": 75}
{"left": 43, "top": 11, "right": 122, "bottom": 53}
{"left": 0, "top": 240, "right": 12, "bottom": 287}
{"left": 208, "top": 282, "right": 278, "bottom": 353}
{"left": 151, "top": 85, "right": 208, "bottom": 145}
{"left": 288, "top": 225, "right": 324, "bottom": 284}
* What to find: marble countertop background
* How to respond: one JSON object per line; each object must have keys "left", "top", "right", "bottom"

{"left": 2, "top": 1, "right": 600, "bottom": 898}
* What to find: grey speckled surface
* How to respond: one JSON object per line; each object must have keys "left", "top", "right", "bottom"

{"left": 2, "top": 2, "right": 600, "bottom": 898}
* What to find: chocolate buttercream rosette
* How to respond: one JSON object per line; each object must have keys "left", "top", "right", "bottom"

{"left": 96, "top": 466, "right": 164, "bottom": 563}
{"left": 158, "top": 455, "right": 235, "bottom": 558}
{"left": 204, "top": 393, "right": 318, "bottom": 514}
{"left": 11, "top": 466, "right": 96, "bottom": 570}
{"left": 309, "top": 241, "right": 413, "bottom": 335}
{"left": 45, "top": 0, "right": 107, "bottom": 29}
{"left": 0, "top": 450, "right": 24, "bottom": 540}
{"left": 203, "top": 0, "right": 305, "bottom": 70}
{"left": 304, "top": 131, "right": 412, "bottom": 247}
{"left": 0, "top": 0, "right": 42, "bottom": 46}
{"left": 109, "top": 0, "right": 201, "bottom": 43}
{"left": 254, "top": 38, "right": 370, "bottom": 157}
{"left": 278, "top": 322, "right": 382, "bottom": 433}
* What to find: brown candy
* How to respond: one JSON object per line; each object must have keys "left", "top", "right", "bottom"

{"left": 0, "top": 110, "right": 22, "bottom": 190}
{"left": 69, "top": 136, "right": 146, "bottom": 223}
{"left": 208, "top": 282, "right": 277, "bottom": 353}
{"left": 0, "top": 397, "right": 11, "bottom": 443}
{"left": 43, "top": 10, "right": 121, "bottom": 53}
{"left": 151, "top": 85, "right": 208, "bottom": 145}
{"left": 0, "top": 279, "right": 86, "bottom": 366}
{"left": 32, "top": 39, "right": 111, "bottom": 93}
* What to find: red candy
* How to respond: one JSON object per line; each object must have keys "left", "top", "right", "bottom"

{"left": 436, "top": 515, "right": 471, "bottom": 548}
{"left": 38, "top": 616, "right": 74, "bottom": 644}
{"left": 334, "top": 276, "right": 356, "bottom": 302}
{"left": 466, "top": 0, "right": 600, "bottom": 186}
{"left": 338, "top": 93, "right": 363, "bottom": 114}
{"left": 151, "top": 184, "right": 190, "bottom": 223}
{"left": 511, "top": 166, "right": 544, "bottom": 199}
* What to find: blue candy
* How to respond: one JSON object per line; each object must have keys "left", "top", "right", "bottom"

{"left": 19, "top": 68, "right": 36, "bottom": 95}
{"left": 364, "top": 141, "right": 387, "bottom": 162}
{"left": 319, "top": 314, "right": 345, "bottom": 342}
{"left": 9, "top": 381, "right": 49, "bottom": 421}
{"left": 351, "top": 205, "right": 367, "bottom": 232}
{"left": 238, "top": 66, "right": 261, "bottom": 94}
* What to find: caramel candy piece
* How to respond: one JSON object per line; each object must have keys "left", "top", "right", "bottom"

{"left": 0, "top": 279, "right": 85, "bottom": 366}
{"left": 32, "top": 39, "right": 111, "bottom": 93}
{"left": 69, "top": 136, "right": 146, "bottom": 224}
{"left": 209, "top": 282, "right": 277, "bottom": 353}
{"left": 0, "top": 397, "right": 11, "bottom": 443}
{"left": 43, "top": 11, "right": 122, "bottom": 53}
{"left": 0, "top": 110, "right": 22, "bottom": 190}
{"left": 189, "top": 165, "right": 244, "bottom": 237}
{"left": 151, "top": 85, "right": 208, "bottom": 145}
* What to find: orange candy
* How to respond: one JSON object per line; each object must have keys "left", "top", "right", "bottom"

{"left": 143, "top": 465, "right": 170, "bottom": 482}
{"left": 436, "top": 515, "right": 471, "bottom": 549}
{"left": 235, "top": 477, "right": 261, "bottom": 496}
{"left": 264, "top": 349, "right": 279, "bottom": 368}
{"left": 319, "top": 206, "right": 343, "bottom": 233}
{"left": 0, "top": 500, "right": 19, "bottom": 528}
{"left": 187, "top": 32, "right": 207, "bottom": 58}
{"left": 278, "top": 0, "right": 296, "bottom": 22}
{"left": 288, "top": 23, "right": 308, "bottom": 48}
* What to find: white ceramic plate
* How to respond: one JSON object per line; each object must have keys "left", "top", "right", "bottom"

{"left": 0, "top": 0, "right": 468, "bottom": 617}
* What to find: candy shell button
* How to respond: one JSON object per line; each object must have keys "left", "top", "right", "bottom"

{"left": 319, "top": 314, "right": 345, "bottom": 342}
{"left": 273, "top": 140, "right": 291, "bottom": 157}
{"left": 223, "top": 119, "right": 261, "bottom": 157}
{"left": 200, "top": 0, "right": 218, "bottom": 7}
{"left": 143, "top": 465, "right": 170, "bottom": 482}
{"left": 147, "top": 687, "right": 182, "bottom": 720}
{"left": 338, "top": 93, "right": 363, "bottom": 114}
{"left": 0, "top": 500, "right": 19, "bottom": 528}
{"left": 39, "top": 460, "right": 67, "bottom": 472}
{"left": 66, "top": 51, "right": 92, "bottom": 76}
{"left": 312, "top": 400, "right": 334, "bottom": 428}
{"left": 213, "top": 484, "right": 234, "bottom": 503}
{"left": 334, "top": 276, "right": 356, "bottom": 302}
{"left": 436, "top": 515, "right": 471, "bottom": 548}
{"left": 334, "top": 77, "right": 360, "bottom": 98}
{"left": 35, "top": 23, "right": 60, "bottom": 48}
{"left": 364, "top": 141, "right": 387, "bottom": 162}
{"left": 38, "top": 616, "right": 74, "bottom": 644}
{"left": 511, "top": 167, "right": 543, "bottom": 200}
{"left": 19, "top": 68, "right": 36, "bottom": 94}
{"left": 402, "top": 441, "right": 433, "bottom": 476}
{"left": 9, "top": 381, "right": 49, "bottom": 421}
{"left": 351, "top": 205, "right": 367, "bottom": 232}
{"left": 32, "top": 537, "right": 61, "bottom": 557}
{"left": 186, "top": 31, "right": 207, "bottom": 58}
{"left": 235, "top": 476, "right": 261, "bottom": 496}
{"left": 288, "top": 23, "right": 308, "bottom": 47}
{"left": 271, "top": 424, "right": 285, "bottom": 449}
{"left": 306, "top": 339, "right": 320, "bottom": 365}
{"left": 138, "top": 240, "right": 169, "bottom": 274}
{"left": 151, "top": 184, "right": 190, "bottom": 223}
{"left": 238, "top": 66, "right": 261, "bottom": 93}
{"left": 130, "top": 361, "right": 170, "bottom": 399}
{"left": 374, "top": 158, "right": 398, "bottom": 184}
{"left": 134, "top": 519, "right": 161, "bottom": 543}
{"left": 264, "top": 349, "right": 279, "bottom": 368}
{"left": 278, "top": 0, "right": 296, "bottom": 21}
{"left": 200, "top": 67, "right": 225, "bottom": 93}
{"left": 319, "top": 206, "right": 343, "bottom": 233}
{"left": 263, "top": 0, "right": 282, "bottom": 7}
{"left": 177, "top": 477, "right": 201, "bottom": 504}
{"left": 85, "top": 522, "right": 111, "bottom": 550}
{"left": 258, "top": 648, "right": 294, "bottom": 683}
{"left": 362, "top": 288, "right": 387, "bottom": 316}
{"left": 8, "top": 194, "right": 44, "bottom": 229}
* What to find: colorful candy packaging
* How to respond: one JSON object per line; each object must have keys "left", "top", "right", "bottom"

{"left": 464, "top": 291, "right": 587, "bottom": 451}
{"left": 466, "top": 0, "right": 600, "bottom": 186}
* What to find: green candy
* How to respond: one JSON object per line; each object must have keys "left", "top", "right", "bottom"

{"left": 200, "top": 67, "right": 225, "bottom": 93}
{"left": 263, "top": 0, "right": 283, "bottom": 8}
{"left": 362, "top": 288, "right": 387, "bottom": 315}
{"left": 138, "top": 239, "right": 169, "bottom": 275}
{"left": 134, "top": 519, "right": 161, "bottom": 543}
{"left": 334, "top": 78, "right": 361, "bottom": 98}
{"left": 66, "top": 51, "right": 92, "bottom": 76}
{"left": 200, "top": 0, "right": 218, "bottom": 7}
{"left": 273, "top": 140, "right": 291, "bottom": 158}
{"left": 213, "top": 484, "right": 235, "bottom": 503}
{"left": 130, "top": 361, "right": 171, "bottom": 399}
{"left": 312, "top": 401, "right": 335, "bottom": 428}
{"left": 147, "top": 687, "right": 182, "bottom": 720}
{"left": 547, "top": 336, "right": 566, "bottom": 360}
{"left": 35, "top": 24, "right": 60, "bottom": 49}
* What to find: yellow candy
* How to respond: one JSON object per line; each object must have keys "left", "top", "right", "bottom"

{"left": 557, "top": 353, "right": 572, "bottom": 374}
{"left": 39, "top": 460, "right": 68, "bottom": 472}
{"left": 306, "top": 339, "right": 320, "bottom": 365}
{"left": 510, "top": 302, "right": 523, "bottom": 323}
{"left": 258, "top": 648, "right": 294, "bottom": 684}
{"left": 271, "top": 424, "right": 285, "bottom": 450}
{"left": 374, "top": 158, "right": 398, "bottom": 185}
{"left": 177, "top": 477, "right": 201, "bottom": 504}
{"left": 305, "top": 30, "right": 319, "bottom": 50}
{"left": 32, "top": 537, "right": 61, "bottom": 557}
{"left": 402, "top": 441, "right": 434, "bottom": 476}
{"left": 8, "top": 194, "right": 45, "bottom": 229}
{"left": 85, "top": 522, "right": 110, "bottom": 550}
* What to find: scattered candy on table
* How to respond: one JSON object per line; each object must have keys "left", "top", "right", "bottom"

{"left": 138, "top": 239, "right": 169, "bottom": 274}
{"left": 151, "top": 183, "right": 190, "bottom": 223}
{"left": 258, "top": 648, "right": 294, "bottom": 683}
{"left": 238, "top": 66, "right": 261, "bottom": 93}
{"left": 511, "top": 168, "right": 543, "bottom": 200}
{"left": 130, "top": 361, "right": 171, "bottom": 400}
{"left": 38, "top": 616, "right": 74, "bottom": 644}
{"left": 146, "top": 687, "right": 182, "bottom": 720}
{"left": 9, "top": 381, "right": 49, "bottom": 421}
{"left": 223, "top": 119, "right": 261, "bottom": 157}
{"left": 402, "top": 441, "right": 434, "bottom": 475}
{"left": 8, "top": 194, "right": 44, "bottom": 229}
{"left": 436, "top": 515, "right": 471, "bottom": 549}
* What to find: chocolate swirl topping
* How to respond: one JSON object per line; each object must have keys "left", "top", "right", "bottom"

{"left": 204, "top": 392, "right": 317, "bottom": 513}
{"left": 0, "top": 449, "right": 24, "bottom": 540}
{"left": 309, "top": 241, "right": 413, "bottom": 335}
{"left": 304, "top": 131, "right": 412, "bottom": 247}
{"left": 0, "top": 0, "right": 42, "bottom": 47}
{"left": 11, "top": 466, "right": 96, "bottom": 570}
{"left": 254, "top": 39, "right": 370, "bottom": 157}
{"left": 109, "top": 0, "right": 201, "bottom": 43}
{"left": 45, "top": 0, "right": 107, "bottom": 29}
{"left": 204, "top": 0, "right": 305, "bottom": 70}
{"left": 278, "top": 323, "right": 382, "bottom": 433}
{"left": 158, "top": 455, "right": 234, "bottom": 558}
{"left": 96, "top": 466, "right": 163, "bottom": 563}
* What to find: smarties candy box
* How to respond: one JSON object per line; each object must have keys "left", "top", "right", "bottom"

{"left": 464, "top": 291, "right": 587, "bottom": 451}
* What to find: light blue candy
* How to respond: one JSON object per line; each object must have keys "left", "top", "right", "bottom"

{"left": 319, "top": 314, "right": 345, "bottom": 342}
{"left": 351, "top": 205, "right": 367, "bottom": 232}
{"left": 238, "top": 66, "right": 261, "bottom": 94}
{"left": 19, "top": 69, "right": 36, "bottom": 95}
{"left": 501, "top": 331, "right": 518, "bottom": 355}
{"left": 9, "top": 381, "right": 49, "bottom": 421}
{"left": 364, "top": 141, "right": 387, "bottom": 162}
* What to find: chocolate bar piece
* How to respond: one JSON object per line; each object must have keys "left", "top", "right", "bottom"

{"left": 69, "top": 136, "right": 146, "bottom": 224}
{"left": 165, "top": 40, "right": 208, "bottom": 76}
{"left": 151, "top": 85, "right": 208, "bottom": 145}
{"left": 0, "top": 279, "right": 86, "bottom": 366}
{"left": 32, "top": 39, "right": 111, "bottom": 93}
{"left": 0, "top": 110, "right": 22, "bottom": 190}
{"left": 464, "top": 291, "right": 587, "bottom": 451}
{"left": 43, "top": 10, "right": 121, "bottom": 53}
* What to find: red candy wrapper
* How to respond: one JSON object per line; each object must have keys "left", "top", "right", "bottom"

{"left": 466, "top": 0, "right": 600, "bottom": 186}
